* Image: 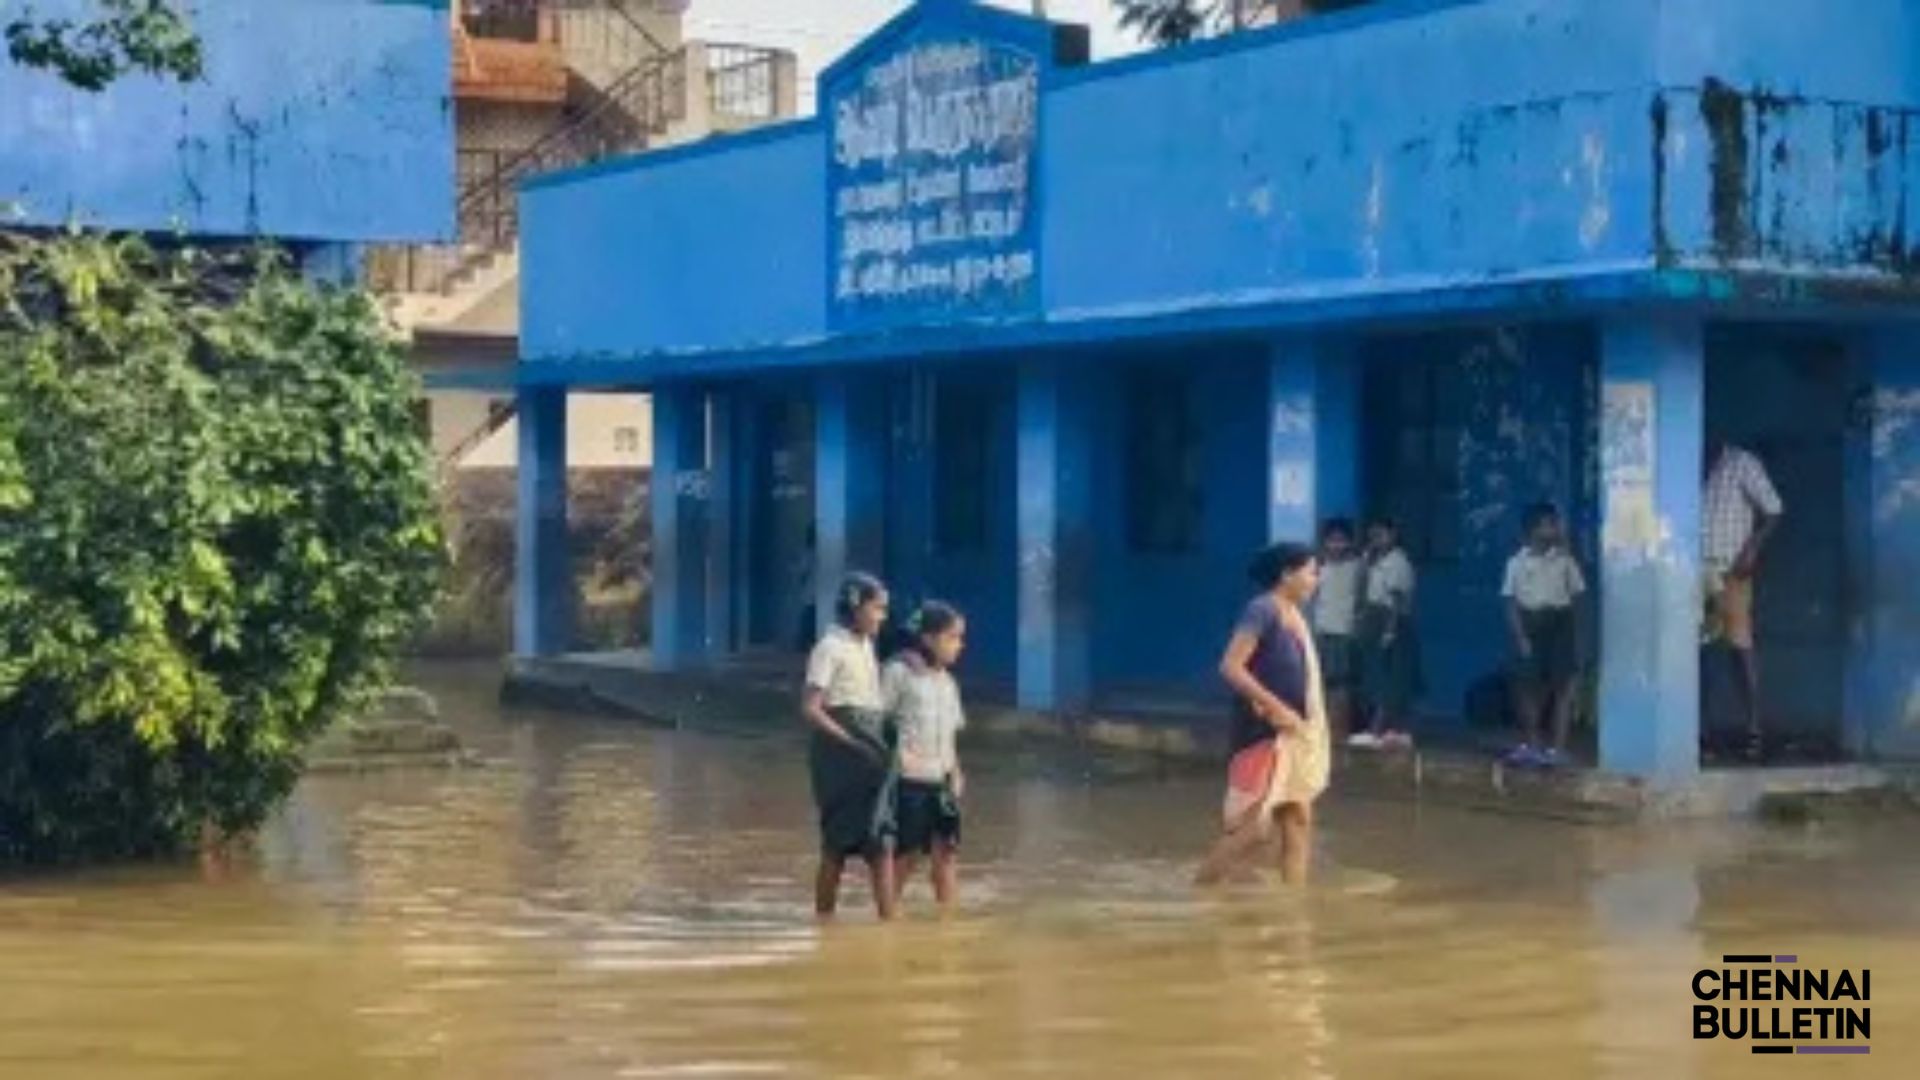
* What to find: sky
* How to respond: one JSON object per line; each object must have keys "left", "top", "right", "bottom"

{"left": 683, "top": 0, "right": 1141, "bottom": 112}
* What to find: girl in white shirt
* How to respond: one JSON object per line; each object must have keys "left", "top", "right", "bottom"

{"left": 800, "top": 572, "right": 896, "bottom": 920}
{"left": 881, "top": 600, "right": 969, "bottom": 907}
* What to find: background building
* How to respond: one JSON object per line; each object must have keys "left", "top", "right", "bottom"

{"left": 368, "top": 1, "right": 798, "bottom": 652}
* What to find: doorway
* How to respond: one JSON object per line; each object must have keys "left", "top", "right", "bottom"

{"left": 745, "top": 392, "right": 815, "bottom": 651}
{"left": 1704, "top": 326, "right": 1854, "bottom": 761}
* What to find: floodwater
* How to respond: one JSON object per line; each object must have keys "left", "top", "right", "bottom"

{"left": 1, "top": 663, "right": 1912, "bottom": 1079}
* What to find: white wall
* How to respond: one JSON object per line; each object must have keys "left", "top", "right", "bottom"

{"left": 453, "top": 392, "right": 654, "bottom": 470}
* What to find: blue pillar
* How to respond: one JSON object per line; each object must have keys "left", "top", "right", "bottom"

{"left": 704, "top": 388, "right": 737, "bottom": 657}
{"left": 1017, "top": 359, "right": 1093, "bottom": 713}
{"left": 1315, "top": 341, "right": 1363, "bottom": 528}
{"left": 814, "top": 372, "right": 887, "bottom": 636}
{"left": 1849, "top": 329, "right": 1920, "bottom": 759}
{"left": 1267, "top": 337, "right": 1361, "bottom": 544}
{"left": 651, "top": 385, "right": 708, "bottom": 670}
{"left": 1596, "top": 314, "right": 1703, "bottom": 782}
{"left": 514, "top": 387, "right": 571, "bottom": 656}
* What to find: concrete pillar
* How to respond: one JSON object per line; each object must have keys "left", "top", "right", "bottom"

{"left": 1848, "top": 329, "right": 1920, "bottom": 759}
{"left": 1016, "top": 359, "right": 1093, "bottom": 713}
{"left": 771, "top": 50, "right": 801, "bottom": 119}
{"left": 1596, "top": 314, "right": 1704, "bottom": 782}
{"left": 814, "top": 371, "right": 887, "bottom": 637}
{"left": 513, "top": 387, "right": 572, "bottom": 656}
{"left": 651, "top": 384, "right": 708, "bottom": 670}
{"left": 1266, "top": 337, "right": 1361, "bottom": 544}
{"left": 704, "top": 388, "right": 737, "bottom": 657}
{"left": 671, "top": 43, "right": 715, "bottom": 145}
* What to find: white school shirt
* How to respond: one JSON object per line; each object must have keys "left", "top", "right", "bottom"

{"left": 804, "top": 626, "right": 882, "bottom": 711}
{"left": 1365, "top": 548, "right": 1416, "bottom": 609}
{"left": 1502, "top": 547, "right": 1587, "bottom": 611}
{"left": 881, "top": 658, "right": 966, "bottom": 783}
{"left": 1312, "top": 557, "right": 1363, "bottom": 637}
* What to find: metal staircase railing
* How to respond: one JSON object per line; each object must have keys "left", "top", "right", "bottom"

{"left": 370, "top": 1, "right": 684, "bottom": 298}
{"left": 461, "top": 47, "right": 685, "bottom": 240}
{"left": 438, "top": 399, "right": 518, "bottom": 484}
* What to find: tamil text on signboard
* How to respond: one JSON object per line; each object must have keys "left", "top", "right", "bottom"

{"left": 829, "top": 39, "right": 1039, "bottom": 328}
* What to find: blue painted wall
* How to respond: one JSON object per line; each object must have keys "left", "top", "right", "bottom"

{"left": 1, "top": 0, "right": 452, "bottom": 243}
{"left": 1654, "top": 0, "right": 1920, "bottom": 101}
{"left": 521, "top": 128, "right": 827, "bottom": 361}
{"left": 1366, "top": 326, "right": 1596, "bottom": 725}
{"left": 1042, "top": 0, "right": 1658, "bottom": 318}
{"left": 1857, "top": 330, "right": 1920, "bottom": 759}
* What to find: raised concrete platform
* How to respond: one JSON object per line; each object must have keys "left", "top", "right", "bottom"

{"left": 502, "top": 652, "right": 1917, "bottom": 823}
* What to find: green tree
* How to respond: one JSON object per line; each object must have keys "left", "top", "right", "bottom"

{"left": 5, "top": 0, "right": 201, "bottom": 91}
{"left": 0, "top": 233, "right": 446, "bottom": 864}
{"left": 1114, "top": 0, "right": 1372, "bottom": 47}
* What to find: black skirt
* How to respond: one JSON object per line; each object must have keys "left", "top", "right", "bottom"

{"left": 808, "top": 707, "right": 898, "bottom": 859}
{"left": 895, "top": 778, "right": 961, "bottom": 855}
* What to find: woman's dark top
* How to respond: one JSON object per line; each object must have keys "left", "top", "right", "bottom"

{"left": 1228, "top": 594, "right": 1309, "bottom": 756}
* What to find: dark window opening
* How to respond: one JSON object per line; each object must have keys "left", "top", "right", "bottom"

{"left": 1364, "top": 354, "right": 1464, "bottom": 565}
{"left": 1125, "top": 367, "right": 1203, "bottom": 554}
{"left": 933, "top": 379, "right": 991, "bottom": 554}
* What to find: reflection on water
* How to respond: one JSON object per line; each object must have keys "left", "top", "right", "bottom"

{"left": 1, "top": 662, "right": 1913, "bottom": 1078}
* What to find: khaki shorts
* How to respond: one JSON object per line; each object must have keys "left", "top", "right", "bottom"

{"left": 1704, "top": 572, "right": 1755, "bottom": 651}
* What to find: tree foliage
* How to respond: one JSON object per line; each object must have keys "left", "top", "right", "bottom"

{"left": 5, "top": 0, "right": 201, "bottom": 91}
{"left": 0, "top": 232, "right": 445, "bottom": 864}
{"left": 1113, "top": 0, "right": 1372, "bottom": 47}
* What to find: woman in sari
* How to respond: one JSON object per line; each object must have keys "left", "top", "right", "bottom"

{"left": 1197, "top": 542, "right": 1331, "bottom": 887}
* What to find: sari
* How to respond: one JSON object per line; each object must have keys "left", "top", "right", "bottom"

{"left": 1222, "top": 603, "right": 1332, "bottom": 830}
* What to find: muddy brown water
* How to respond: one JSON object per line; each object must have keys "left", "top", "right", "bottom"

{"left": 1, "top": 662, "right": 1912, "bottom": 1078}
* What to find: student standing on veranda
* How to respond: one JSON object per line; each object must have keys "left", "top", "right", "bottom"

{"left": 1311, "top": 518, "right": 1364, "bottom": 741}
{"left": 1501, "top": 503, "right": 1587, "bottom": 769}
{"left": 1702, "top": 438, "right": 1783, "bottom": 761}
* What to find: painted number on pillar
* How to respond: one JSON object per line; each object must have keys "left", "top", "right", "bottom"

{"left": 1271, "top": 398, "right": 1313, "bottom": 440}
{"left": 676, "top": 470, "right": 711, "bottom": 501}
{"left": 1600, "top": 381, "right": 1665, "bottom": 560}
{"left": 1272, "top": 463, "right": 1311, "bottom": 509}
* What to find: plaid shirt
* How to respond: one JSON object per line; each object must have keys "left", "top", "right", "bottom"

{"left": 1702, "top": 447, "right": 1783, "bottom": 569}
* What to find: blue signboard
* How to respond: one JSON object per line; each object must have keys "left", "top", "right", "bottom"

{"left": 827, "top": 35, "right": 1041, "bottom": 331}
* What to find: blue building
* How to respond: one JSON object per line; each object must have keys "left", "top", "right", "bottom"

{"left": 515, "top": 0, "right": 1920, "bottom": 785}
{"left": 1, "top": 0, "right": 454, "bottom": 269}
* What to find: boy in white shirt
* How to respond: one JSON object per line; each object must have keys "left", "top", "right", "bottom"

{"left": 1311, "top": 518, "right": 1363, "bottom": 739}
{"left": 1501, "top": 503, "right": 1587, "bottom": 768}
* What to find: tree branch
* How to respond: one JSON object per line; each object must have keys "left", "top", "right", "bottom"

{"left": 6, "top": 0, "right": 202, "bottom": 91}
